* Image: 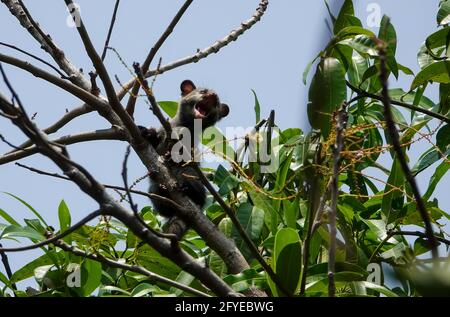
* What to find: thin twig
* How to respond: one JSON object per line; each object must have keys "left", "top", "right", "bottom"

{"left": 346, "top": 81, "right": 450, "bottom": 125}
{"left": 14, "top": 162, "right": 184, "bottom": 218}
{"left": 328, "top": 104, "right": 348, "bottom": 297}
{"left": 377, "top": 37, "right": 438, "bottom": 259}
{"left": 63, "top": 0, "right": 142, "bottom": 142}
{"left": 121, "top": 145, "right": 138, "bottom": 214}
{"left": 2, "top": 0, "right": 90, "bottom": 89}
{"left": 0, "top": 127, "right": 125, "bottom": 165}
{"left": 0, "top": 210, "right": 101, "bottom": 252}
{"left": 0, "top": 42, "right": 67, "bottom": 78}
{"left": 126, "top": 0, "right": 193, "bottom": 116}
{"left": 133, "top": 63, "right": 172, "bottom": 136}
{"left": 101, "top": 0, "right": 121, "bottom": 62}
{"left": 53, "top": 239, "right": 210, "bottom": 297}
{"left": 0, "top": 133, "right": 23, "bottom": 150}
{"left": 191, "top": 162, "right": 292, "bottom": 297}
{"left": 0, "top": 243, "right": 17, "bottom": 291}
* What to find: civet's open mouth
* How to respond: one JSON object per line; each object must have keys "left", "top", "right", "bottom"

{"left": 194, "top": 93, "right": 218, "bottom": 119}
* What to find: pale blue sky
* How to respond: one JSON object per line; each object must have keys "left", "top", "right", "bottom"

{"left": 0, "top": 0, "right": 447, "bottom": 286}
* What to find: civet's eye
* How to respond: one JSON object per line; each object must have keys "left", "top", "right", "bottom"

{"left": 200, "top": 89, "right": 208, "bottom": 94}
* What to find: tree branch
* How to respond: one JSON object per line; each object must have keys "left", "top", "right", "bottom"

{"left": 0, "top": 52, "right": 122, "bottom": 126}
{"left": 0, "top": 42, "right": 67, "bottom": 78}
{"left": 117, "top": 0, "right": 269, "bottom": 98}
{"left": 0, "top": 243, "right": 17, "bottom": 292}
{"left": 2, "top": 0, "right": 90, "bottom": 90}
{"left": 191, "top": 162, "right": 288, "bottom": 297}
{"left": 53, "top": 239, "right": 210, "bottom": 297}
{"left": 0, "top": 127, "right": 125, "bottom": 165}
{"left": 328, "top": 104, "right": 348, "bottom": 297}
{"left": 126, "top": 0, "right": 193, "bottom": 116}
{"left": 0, "top": 209, "right": 101, "bottom": 252}
{"left": 346, "top": 81, "right": 450, "bottom": 125}
{"left": 377, "top": 37, "right": 439, "bottom": 259}
{"left": 64, "top": 0, "right": 142, "bottom": 143}
{"left": 0, "top": 86, "right": 238, "bottom": 296}
{"left": 101, "top": 0, "right": 121, "bottom": 62}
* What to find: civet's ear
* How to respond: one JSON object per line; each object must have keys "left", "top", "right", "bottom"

{"left": 219, "top": 103, "right": 229, "bottom": 119}
{"left": 180, "top": 80, "right": 196, "bottom": 96}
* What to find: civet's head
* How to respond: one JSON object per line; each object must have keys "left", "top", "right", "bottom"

{"left": 178, "top": 80, "right": 229, "bottom": 129}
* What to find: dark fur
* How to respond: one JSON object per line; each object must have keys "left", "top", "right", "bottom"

{"left": 139, "top": 80, "right": 229, "bottom": 236}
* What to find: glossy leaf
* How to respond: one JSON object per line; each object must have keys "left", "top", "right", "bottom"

{"left": 307, "top": 57, "right": 347, "bottom": 137}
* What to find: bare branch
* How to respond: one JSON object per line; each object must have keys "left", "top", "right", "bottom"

{"left": 0, "top": 210, "right": 101, "bottom": 252}
{"left": 0, "top": 90, "right": 238, "bottom": 296}
{"left": 0, "top": 243, "right": 17, "bottom": 291}
{"left": 2, "top": 0, "right": 90, "bottom": 90}
{"left": 117, "top": 0, "right": 269, "bottom": 98}
{"left": 53, "top": 239, "right": 210, "bottom": 297}
{"left": 377, "top": 37, "right": 439, "bottom": 259}
{"left": 14, "top": 162, "right": 183, "bottom": 210}
{"left": 133, "top": 62, "right": 172, "bottom": 136}
{"left": 191, "top": 162, "right": 286, "bottom": 297}
{"left": 328, "top": 104, "right": 348, "bottom": 298}
{"left": 0, "top": 52, "right": 121, "bottom": 126}
{"left": 144, "top": 0, "right": 269, "bottom": 78}
{"left": 0, "top": 42, "right": 67, "bottom": 78}
{"left": 63, "top": 0, "right": 142, "bottom": 143}
{"left": 101, "top": 0, "right": 121, "bottom": 62}
{"left": 346, "top": 81, "right": 450, "bottom": 125}
{"left": 11, "top": 103, "right": 93, "bottom": 150}
{"left": 0, "top": 127, "right": 125, "bottom": 165}
{"left": 126, "top": 0, "right": 193, "bottom": 116}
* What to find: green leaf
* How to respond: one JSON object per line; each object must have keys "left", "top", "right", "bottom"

{"left": 379, "top": 16, "right": 398, "bottom": 78}
{"left": 361, "top": 64, "right": 379, "bottom": 85}
{"left": 131, "top": 283, "right": 159, "bottom": 297}
{"left": 355, "top": 281, "right": 399, "bottom": 297}
{"left": 340, "top": 35, "right": 378, "bottom": 57}
{"left": 379, "top": 15, "right": 397, "bottom": 54}
{"left": 80, "top": 259, "right": 102, "bottom": 296}
{"left": 283, "top": 198, "right": 299, "bottom": 229}
{"left": 58, "top": 200, "right": 72, "bottom": 243}
{"left": 251, "top": 89, "right": 261, "bottom": 124}
{"left": 232, "top": 203, "right": 264, "bottom": 259}
{"left": 381, "top": 157, "right": 405, "bottom": 223}
{"left": 223, "top": 269, "right": 267, "bottom": 292}
{"left": 268, "top": 228, "right": 302, "bottom": 296}
{"left": 333, "top": 0, "right": 358, "bottom": 35}
{"left": 335, "top": 26, "right": 375, "bottom": 40}
{"left": 424, "top": 160, "right": 450, "bottom": 200}
{"left": 440, "top": 83, "right": 450, "bottom": 114}
{"left": 248, "top": 188, "right": 278, "bottom": 235}
{"left": 437, "top": 1, "right": 450, "bottom": 25}
{"left": 348, "top": 53, "right": 369, "bottom": 89}
{"left": 157, "top": 101, "right": 178, "bottom": 118}
{"left": 307, "top": 57, "right": 347, "bottom": 138}
{"left": 302, "top": 55, "right": 319, "bottom": 85}
{"left": 171, "top": 271, "right": 195, "bottom": 296}
{"left": 58, "top": 200, "right": 71, "bottom": 232}
{"left": 412, "top": 147, "right": 441, "bottom": 175}
{"left": 202, "top": 126, "right": 235, "bottom": 161}
{"left": 11, "top": 252, "right": 62, "bottom": 283}
{"left": 213, "top": 165, "right": 239, "bottom": 196}
{"left": 417, "top": 43, "right": 437, "bottom": 70}
{"left": 437, "top": 124, "right": 450, "bottom": 152}
{"left": 2, "top": 192, "right": 48, "bottom": 227}
{"left": 0, "top": 225, "right": 45, "bottom": 241}
{"left": 425, "top": 27, "right": 450, "bottom": 53}
{"left": 0, "top": 208, "right": 20, "bottom": 226}
{"left": 411, "top": 60, "right": 450, "bottom": 91}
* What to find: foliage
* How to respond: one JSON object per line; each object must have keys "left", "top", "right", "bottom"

{"left": 1, "top": 0, "right": 450, "bottom": 297}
